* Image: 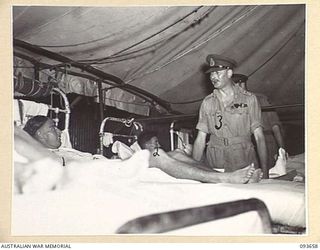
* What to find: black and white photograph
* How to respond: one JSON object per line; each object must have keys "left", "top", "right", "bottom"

{"left": 11, "top": 4, "right": 307, "bottom": 237}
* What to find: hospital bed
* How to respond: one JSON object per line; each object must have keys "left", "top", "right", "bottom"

{"left": 13, "top": 118, "right": 306, "bottom": 236}
{"left": 12, "top": 98, "right": 305, "bottom": 236}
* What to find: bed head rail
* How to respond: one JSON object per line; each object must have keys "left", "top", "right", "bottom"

{"left": 14, "top": 88, "right": 70, "bottom": 131}
{"left": 14, "top": 87, "right": 71, "bottom": 148}
{"left": 49, "top": 88, "right": 70, "bottom": 132}
{"left": 99, "top": 117, "right": 143, "bottom": 155}
{"left": 169, "top": 120, "right": 195, "bottom": 152}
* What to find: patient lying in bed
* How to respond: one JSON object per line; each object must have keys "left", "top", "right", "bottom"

{"left": 14, "top": 124, "right": 152, "bottom": 193}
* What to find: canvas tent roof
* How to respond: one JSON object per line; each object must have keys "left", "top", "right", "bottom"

{"left": 13, "top": 5, "right": 305, "bottom": 116}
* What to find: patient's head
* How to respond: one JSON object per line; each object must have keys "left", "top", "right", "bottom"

{"left": 137, "top": 131, "right": 160, "bottom": 151}
{"left": 23, "top": 115, "right": 62, "bottom": 149}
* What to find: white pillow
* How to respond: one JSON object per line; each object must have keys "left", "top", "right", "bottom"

{"left": 112, "top": 140, "right": 135, "bottom": 160}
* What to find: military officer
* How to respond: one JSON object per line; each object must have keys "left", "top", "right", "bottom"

{"left": 232, "top": 73, "right": 286, "bottom": 168}
{"left": 192, "top": 54, "right": 269, "bottom": 178}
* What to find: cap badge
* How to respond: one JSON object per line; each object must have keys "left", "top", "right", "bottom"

{"left": 209, "top": 58, "right": 215, "bottom": 66}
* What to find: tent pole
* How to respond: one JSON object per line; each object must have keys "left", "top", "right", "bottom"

{"left": 97, "top": 80, "right": 104, "bottom": 122}
{"left": 34, "top": 63, "right": 40, "bottom": 81}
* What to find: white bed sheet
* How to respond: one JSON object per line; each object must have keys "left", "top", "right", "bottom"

{"left": 12, "top": 167, "right": 305, "bottom": 235}
{"left": 12, "top": 149, "right": 306, "bottom": 235}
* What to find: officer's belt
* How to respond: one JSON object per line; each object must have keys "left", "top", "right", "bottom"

{"left": 209, "top": 134, "right": 251, "bottom": 147}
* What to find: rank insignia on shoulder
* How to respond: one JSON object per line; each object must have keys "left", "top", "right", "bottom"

{"left": 241, "top": 89, "right": 253, "bottom": 96}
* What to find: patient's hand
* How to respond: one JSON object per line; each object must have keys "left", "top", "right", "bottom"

{"left": 15, "top": 157, "right": 64, "bottom": 194}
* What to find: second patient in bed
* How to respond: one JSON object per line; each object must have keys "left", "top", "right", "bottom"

{"left": 137, "top": 131, "right": 263, "bottom": 184}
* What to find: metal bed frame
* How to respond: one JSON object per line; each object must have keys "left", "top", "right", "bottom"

{"left": 14, "top": 87, "right": 71, "bottom": 136}
{"left": 99, "top": 117, "right": 143, "bottom": 155}
{"left": 49, "top": 88, "right": 71, "bottom": 133}
{"left": 117, "top": 198, "right": 273, "bottom": 234}
{"left": 169, "top": 121, "right": 194, "bottom": 151}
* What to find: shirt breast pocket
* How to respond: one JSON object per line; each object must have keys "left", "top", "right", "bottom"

{"left": 229, "top": 108, "right": 250, "bottom": 130}
{"left": 234, "top": 107, "right": 249, "bottom": 115}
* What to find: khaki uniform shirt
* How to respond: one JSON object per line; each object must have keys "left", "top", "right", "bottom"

{"left": 196, "top": 85, "right": 262, "bottom": 172}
